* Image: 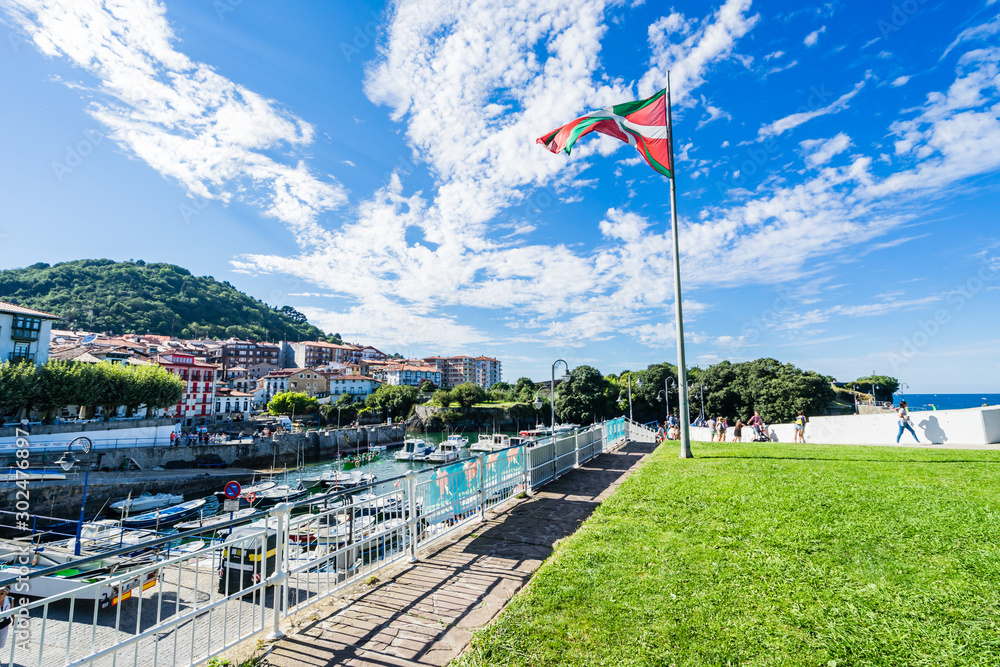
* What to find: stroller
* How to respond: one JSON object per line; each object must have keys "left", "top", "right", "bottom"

{"left": 750, "top": 423, "right": 771, "bottom": 442}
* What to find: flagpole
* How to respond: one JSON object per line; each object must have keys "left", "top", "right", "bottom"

{"left": 666, "top": 72, "right": 693, "bottom": 458}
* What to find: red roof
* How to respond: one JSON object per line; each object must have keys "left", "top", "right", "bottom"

{"left": 0, "top": 301, "right": 61, "bottom": 319}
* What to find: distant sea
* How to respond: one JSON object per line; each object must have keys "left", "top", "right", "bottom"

{"left": 901, "top": 394, "right": 1000, "bottom": 411}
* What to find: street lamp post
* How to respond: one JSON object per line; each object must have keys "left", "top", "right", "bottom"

{"left": 54, "top": 436, "right": 94, "bottom": 556}
{"left": 551, "top": 360, "right": 570, "bottom": 430}
{"left": 623, "top": 371, "right": 641, "bottom": 422}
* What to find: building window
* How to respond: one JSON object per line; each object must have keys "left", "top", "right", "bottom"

{"left": 9, "top": 341, "right": 33, "bottom": 363}
{"left": 10, "top": 317, "right": 42, "bottom": 341}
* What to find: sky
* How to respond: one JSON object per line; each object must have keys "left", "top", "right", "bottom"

{"left": 0, "top": 0, "right": 998, "bottom": 392}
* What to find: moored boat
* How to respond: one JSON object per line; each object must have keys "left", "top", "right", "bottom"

{"left": 394, "top": 438, "right": 435, "bottom": 461}
{"left": 110, "top": 492, "right": 184, "bottom": 514}
{"left": 120, "top": 498, "right": 208, "bottom": 529}
{"left": 175, "top": 508, "right": 258, "bottom": 532}
{"left": 426, "top": 441, "right": 461, "bottom": 463}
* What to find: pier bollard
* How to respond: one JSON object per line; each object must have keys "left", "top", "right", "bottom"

{"left": 405, "top": 471, "right": 419, "bottom": 563}
{"left": 266, "top": 501, "right": 294, "bottom": 641}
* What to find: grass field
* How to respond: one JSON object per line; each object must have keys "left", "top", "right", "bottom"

{"left": 454, "top": 442, "right": 1000, "bottom": 667}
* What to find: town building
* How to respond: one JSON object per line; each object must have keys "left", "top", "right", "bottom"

{"left": 214, "top": 387, "right": 253, "bottom": 423}
{"left": 156, "top": 352, "right": 217, "bottom": 426}
{"left": 208, "top": 338, "right": 281, "bottom": 373}
{"left": 281, "top": 341, "right": 363, "bottom": 368}
{"left": 286, "top": 369, "right": 329, "bottom": 398}
{"left": 0, "top": 302, "right": 61, "bottom": 364}
{"left": 422, "top": 355, "right": 503, "bottom": 389}
{"left": 382, "top": 363, "right": 442, "bottom": 388}
{"left": 325, "top": 375, "right": 381, "bottom": 399}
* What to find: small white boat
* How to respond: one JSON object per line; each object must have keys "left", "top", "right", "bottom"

{"left": 0, "top": 468, "right": 67, "bottom": 482}
{"left": 471, "top": 433, "right": 514, "bottom": 453}
{"left": 395, "top": 438, "right": 435, "bottom": 461}
{"left": 445, "top": 433, "right": 469, "bottom": 448}
{"left": 426, "top": 441, "right": 461, "bottom": 463}
{"left": 110, "top": 492, "right": 184, "bottom": 514}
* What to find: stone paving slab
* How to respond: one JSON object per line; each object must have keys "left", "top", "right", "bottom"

{"left": 246, "top": 440, "right": 657, "bottom": 667}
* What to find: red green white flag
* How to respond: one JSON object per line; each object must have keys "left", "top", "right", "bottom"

{"left": 536, "top": 89, "right": 672, "bottom": 177}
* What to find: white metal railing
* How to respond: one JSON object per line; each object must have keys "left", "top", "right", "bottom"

{"left": 0, "top": 420, "right": 635, "bottom": 667}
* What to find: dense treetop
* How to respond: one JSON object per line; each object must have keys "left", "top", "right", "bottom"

{"left": 0, "top": 259, "right": 341, "bottom": 343}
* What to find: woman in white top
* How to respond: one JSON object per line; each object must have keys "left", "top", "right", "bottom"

{"left": 896, "top": 400, "right": 919, "bottom": 443}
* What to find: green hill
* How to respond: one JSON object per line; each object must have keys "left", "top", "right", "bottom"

{"left": 0, "top": 259, "right": 341, "bottom": 343}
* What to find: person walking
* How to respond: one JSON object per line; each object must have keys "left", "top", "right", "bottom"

{"left": 896, "top": 400, "right": 919, "bottom": 443}
{"left": 716, "top": 417, "right": 727, "bottom": 442}
{"left": 0, "top": 585, "right": 12, "bottom": 663}
{"left": 794, "top": 410, "right": 808, "bottom": 443}
{"left": 706, "top": 416, "right": 717, "bottom": 441}
{"left": 732, "top": 419, "right": 743, "bottom": 442}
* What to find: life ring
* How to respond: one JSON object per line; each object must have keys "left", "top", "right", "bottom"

{"left": 252, "top": 573, "right": 261, "bottom": 583}
{"left": 246, "top": 492, "right": 257, "bottom": 504}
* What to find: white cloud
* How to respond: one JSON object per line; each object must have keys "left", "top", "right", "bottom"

{"left": 891, "top": 75, "right": 911, "bottom": 87}
{"left": 764, "top": 50, "right": 784, "bottom": 60}
{"left": 697, "top": 97, "right": 732, "bottom": 128}
{"left": 342, "top": 160, "right": 356, "bottom": 167}
{"left": 800, "top": 132, "right": 852, "bottom": 168}
{"left": 2, "top": 0, "right": 347, "bottom": 241}
{"left": 942, "top": 15, "right": 1000, "bottom": 59}
{"left": 639, "top": 0, "right": 760, "bottom": 104}
{"left": 757, "top": 78, "right": 867, "bottom": 139}
{"left": 803, "top": 25, "right": 826, "bottom": 46}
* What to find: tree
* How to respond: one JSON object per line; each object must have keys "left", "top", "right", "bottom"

{"left": 513, "top": 377, "right": 536, "bottom": 403}
{"left": 419, "top": 379, "right": 435, "bottom": 392}
{"left": 365, "top": 385, "right": 419, "bottom": 421}
{"left": 268, "top": 391, "right": 318, "bottom": 416}
{"left": 554, "top": 366, "right": 612, "bottom": 424}
{"left": 850, "top": 375, "right": 899, "bottom": 403}
{"left": 697, "top": 358, "right": 835, "bottom": 423}
{"left": 433, "top": 389, "right": 453, "bottom": 407}
{"left": 452, "top": 383, "right": 486, "bottom": 409}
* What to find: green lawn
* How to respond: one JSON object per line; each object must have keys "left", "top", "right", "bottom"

{"left": 455, "top": 442, "right": 1000, "bottom": 667}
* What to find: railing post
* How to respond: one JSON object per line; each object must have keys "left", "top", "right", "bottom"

{"left": 574, "top": 429, "right": 580, "bottom": 468}
{"left": 406, "top": 471, "right": 419, "bottom": 563}
{"left": 477, "top": 453, "right": 486, "bottom": 522}
{"left": 266, "top": 501, "right": 294, "bottom": 641}
{"left": 521, "top": 444, "right": 532, "bottom": 496}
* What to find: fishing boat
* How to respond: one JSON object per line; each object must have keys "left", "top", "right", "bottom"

{"left": 175, "top": 508, "right": 258, "bottom": 532}
{"left": 342, "top": 451, "right": 380, "bottom": 470}
{"left": 394, "top": 438, "right": 435, "bottom": 461}
{"left": 445, "top": 433, "right": 470, "bottom": 448}
{"left": 120, "top": 498, "right": 208, "bottom": 529}
{"left": 255, "top": 482, "right": 309, "bottom": 508}
{"left": 212, "top": 480, "right": 276, "bottom": 506}
{"left": 57, "top": 520, "right": 160, "bottom": 554}
{"left": 426, "top": 440, "right": 461, "bottom": 463}
{"left": 518, "top": 425, "right": 551, "bottom": 438}
{"left": 110, "top": 492, "right": 184, "bottom": 514}
{"left": 0, "top": 548, "right": 158, "bottom": 609}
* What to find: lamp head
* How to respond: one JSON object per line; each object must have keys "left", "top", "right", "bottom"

{"left": 532, "top": 398, "right": 543, "bottom": 409}
{"left": 55, "top": 451, "right": 80, "bottom": 472}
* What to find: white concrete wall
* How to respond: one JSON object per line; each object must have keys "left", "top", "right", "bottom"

{"left": 684, "top": 406, "right": 1000, "bottom": 446}
{"left": 0, "top": 423, "right": 176, "bottom": 450}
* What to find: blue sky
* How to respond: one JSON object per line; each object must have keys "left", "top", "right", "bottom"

{"left": 1, "top": 0, "right": 998, "bottom": 392}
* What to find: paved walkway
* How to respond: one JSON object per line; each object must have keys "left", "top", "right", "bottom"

{"left": 239, "top": 440, "right": 657, "bottom": 667}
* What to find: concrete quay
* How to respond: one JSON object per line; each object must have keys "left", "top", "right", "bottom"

{"left": 221, "top": 439, "right": 658, "bottom": 667}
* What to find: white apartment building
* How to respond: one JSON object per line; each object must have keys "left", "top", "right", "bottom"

{"left": 1, "top": 302, "right": 60, "bottom": 365}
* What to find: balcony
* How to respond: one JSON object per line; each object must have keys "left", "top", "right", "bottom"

{"left": 8, "top": 352, "right": 35, "bottom": 363}
{"left": 10, "top": 327, "right": 39, "bottom": 342}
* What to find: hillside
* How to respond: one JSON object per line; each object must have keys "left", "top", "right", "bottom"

{"left": 0, "top": 259, "right": 341, "bottom": 343}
